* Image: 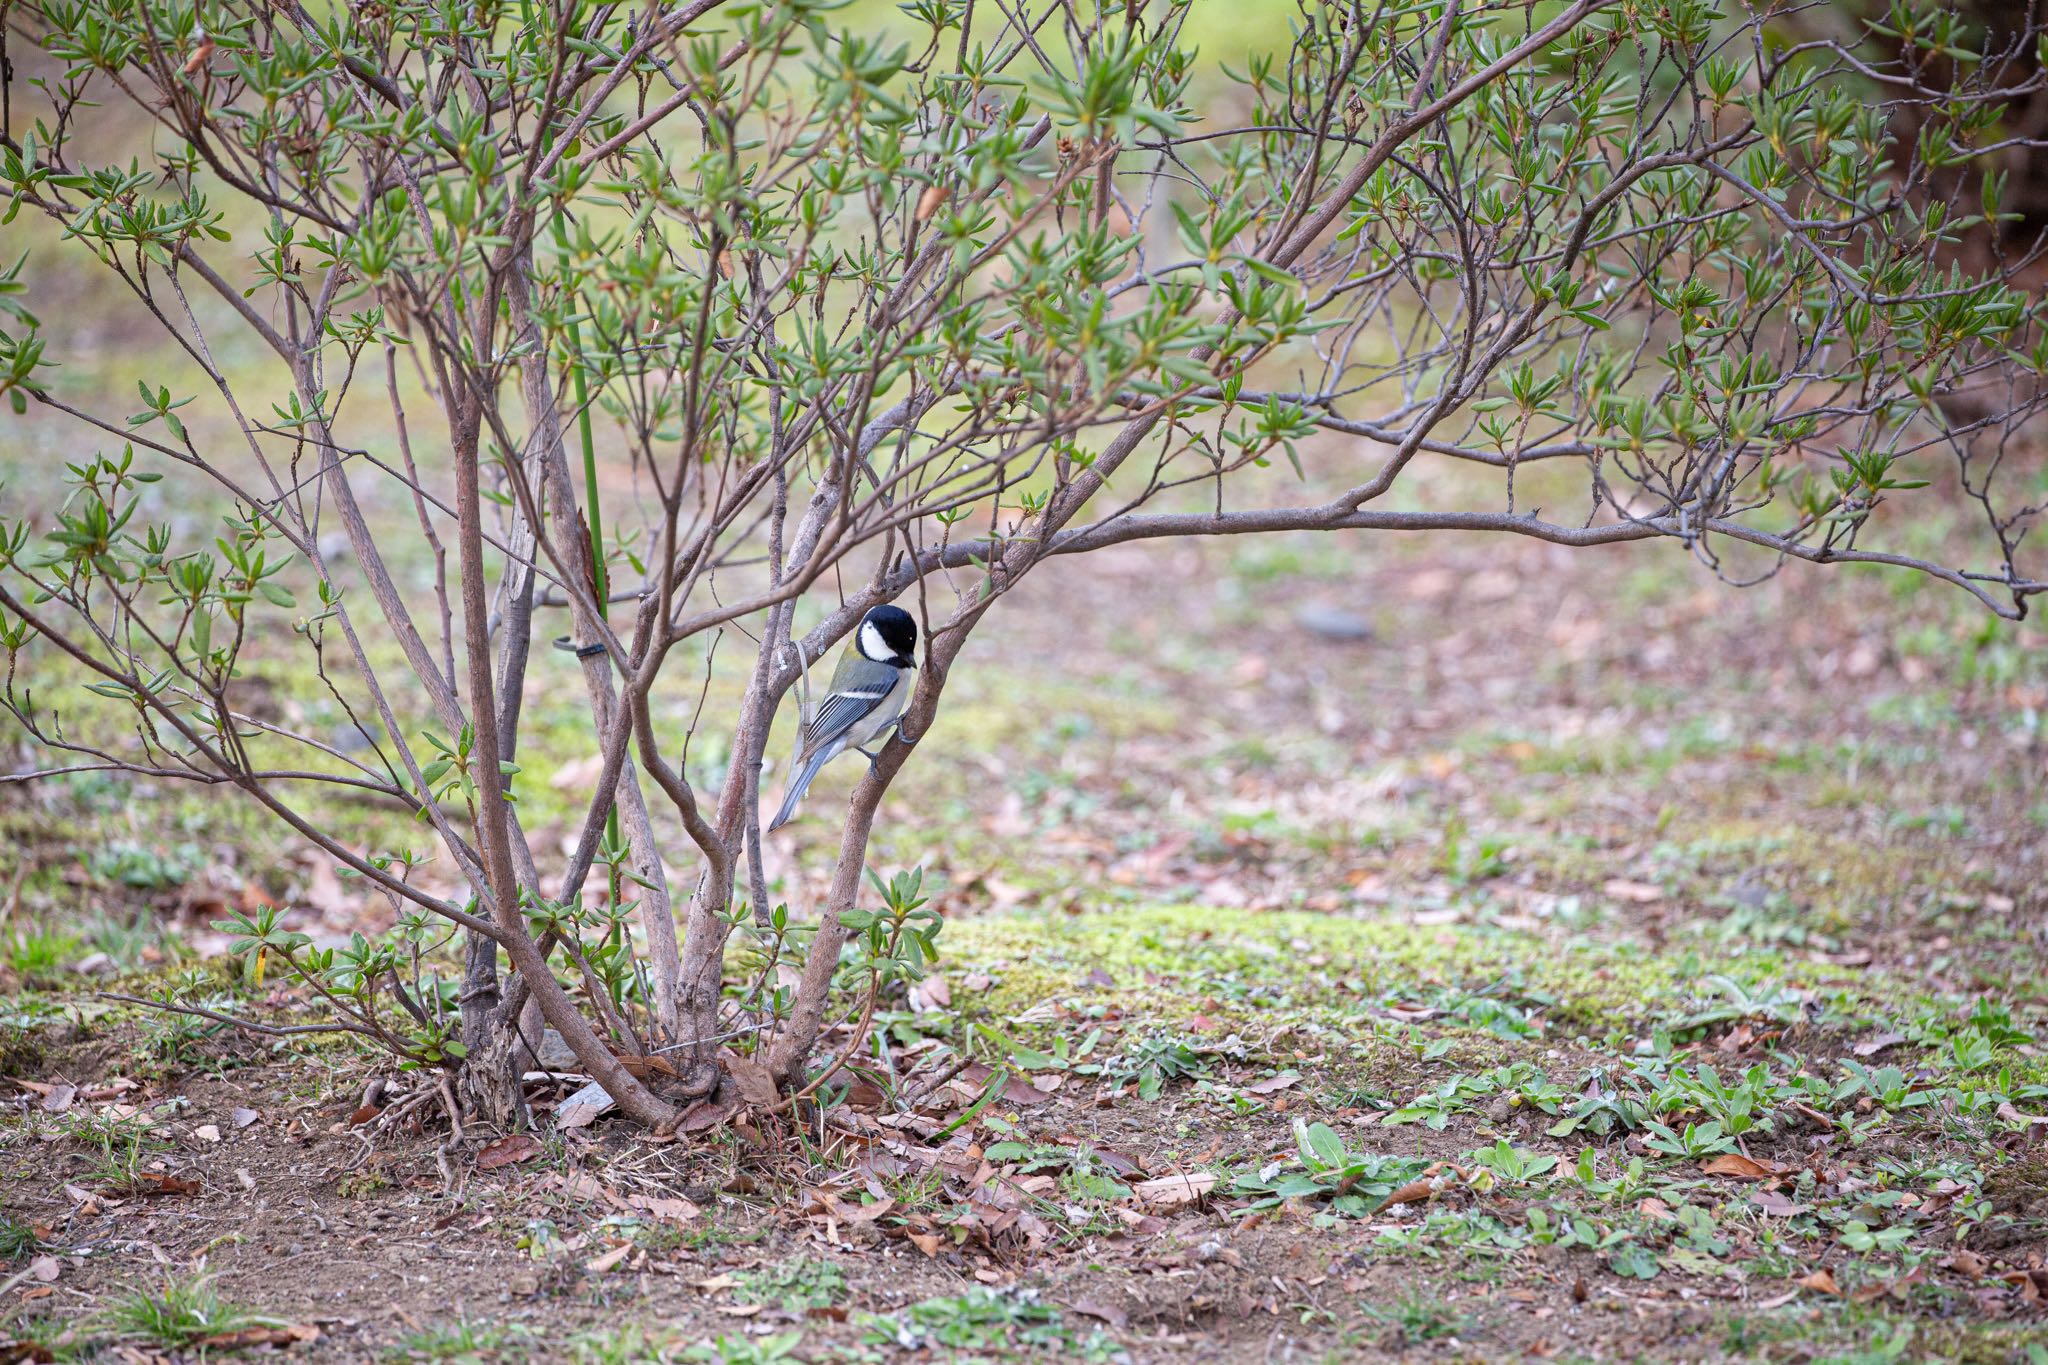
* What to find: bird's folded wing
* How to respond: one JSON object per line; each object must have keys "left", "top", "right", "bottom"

{"left": 802, "top": 684, "right": 894, "bottom": 751}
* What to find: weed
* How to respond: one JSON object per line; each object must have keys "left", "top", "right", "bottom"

{"left": 4, "top": 921, "right": 78, "bottom": 983}
{"left": 66, "top": 1109, "right": 165, "bottom": 1187}
{"left": 1439, "top": 816, "right": 1512, "bottom": 883}
{"left": 735, "top": 1257, "right": 846, "bottom": 1313}
{"left": 84, "top": 841, "right": 200, "bottom": 891}
{"left": 1233, "top": 1121, "right": 1432, "bottom": 1219}
{"left": 865, "top": 1288, "right": 1113, "bottom": 1359}
{"left": 3, "top": 1316, "right": 94, "bottom": 1363}
{"left": 103, "top": 1273, "right": 268, "bottom": 1348}
{"left": 1368, "top": 1292, "right": 1468, "bottom": 1344}
{"left": 386, "top": 1318, "right": 535, "bottom": 1362}
{"left": 336, "top": 1167, "right": 395, "bottom": 1200}
{"left": 567, "top": 1324, "right": 681, "bottom": 1364}
{"left": 1087, "top": 1031, "right": 1223, "bottom": 1099}
{"left": 681, "top": 1332, "right": 807, "bottom": 1364}
{"left": 1642, "top": 1118, "right": 1738, "bottom": 1158}
{"left": 0, "top": 1211, "right": 41, "bottom": 1260}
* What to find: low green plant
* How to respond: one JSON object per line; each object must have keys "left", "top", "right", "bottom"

{"left": 681, "top": 1333, "right": 806, "bottom": 1365}
{"left": 735, "top": 1257, "right": 846, "bottom": 1313}
{"left": 67, "top": 1109, "right": 166, "bottom": 1187}
{"left": 1368, "top": 1291, "right": 1468, "bottom": 1344}
{"left": 0, "top": 1211, "right": 41, "bottom": 1261}
{"left": 983, "top": 1141, "right": 1134, "bottom": 1201}
{"left": 568, "top": 1324, "right": 682, "bottom": 1364}
{"left": 864, "top": 1288, "right": 1111, "bottom": 1359}
{"left": 84, "top": 841, "right": 201, "bottom": 891}
{"left": 1834, "top": 1062, "right": 1936, "bottom": 1113}
{"left": 104, "top": 1273, "right": 269, "bottom": 1348}
{"left": 386, "top": 1317, "right": 534, "bottom": 1362}
{"left": 1232, "top": 1121, "right": 1432, "bottom": 1218}
{"left": 4, "top": 921, "right": 78, "bottom": 982}
{"left": 1086, "top": 1031, "right": 1216, "bottom": 1100}
{"left": 1642, "top": 1118, "right": 1738, "bottom": 1159}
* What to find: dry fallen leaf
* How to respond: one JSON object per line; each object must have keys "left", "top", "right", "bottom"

{"left": 675, "top": 1097, "right": 738, "bottom": 1133}
{"left": 230, "top": 1107, "right": 260, "bottom": 1130}
{"left": 722, "top": 1051, "right": 780, "bottom": 1109}
{"left": 1131, "top": 1171, "right": 1216, "bottom": 1210}
{"left": 1602, "top": 878, "right": 1664, "bottom": 902}
{"left": 623, "top": 1193, "right": 700, "bottom": 1222}
{"left": 476, "top": 1133, "right": 543, "bottom": 1171}
{"left": 618, "top": 1054, "right": 679, "bottom": 1081}
{"left": 1063, "top": 1296, "right": 1129, "bottom": 1330}
{"left": 1853, "top": 1267, "right": 1923, "bottom": 1304}
{"left": 1997, "top": 1101, "right": 2048, "bottom": 1128}
{"left": 1243, "top": 1072, "right": 1301, "bottom": 1096}
{"left": 556, "top": 1080, "right": 615, "bottom": 1129}
{"left": 1851, "top": 1032, "right": 1907, "bottom": 1058}
{"left": 1751, "top": 1189, "right": 1808, "bottom": 1217}
{"left": 908, "top": 975, "right": 951, "bottom": 1013}
{"left": 1382, "top": 1176, "right": 1441, "bottom": 1208}
{"left": 2003, "top": 1269, "right": 2048, "bottom": 1304}
{"left": 1113, "top": 1207, "right": 1166, "bottom": 1235}
{"left": 585, "top": 1243, "right": 632, "bottom": 1274}
{"left": 199, "top": 1324, "right": 319, "bottom": 1350}
{"left": 192, "top": 1125, "right": 221, "bottom": 1144}
{"left": 1944, "top": 1249, "right": 1992, "bottom": 1277}
{"left": 1701, "top": 1153, "right": 1788, "bottom": 1181}
{"left": 1798, "top": 1268, "right": 1841, "bottom": 1296}
{"left": 803, "top": 1186, "right": 894, "bottom": 1226}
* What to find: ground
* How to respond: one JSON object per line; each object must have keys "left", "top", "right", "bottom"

{"left": 6, "top": 450, "right": 2048, "bottom": 1363}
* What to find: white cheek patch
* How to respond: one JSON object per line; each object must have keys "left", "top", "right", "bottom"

{"left": 858, "top": 619, "right": 890, "bottom": 661}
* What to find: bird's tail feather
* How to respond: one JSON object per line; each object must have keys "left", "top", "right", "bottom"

{"left": 767, "top": 746, "right": 833, "bottom": 831}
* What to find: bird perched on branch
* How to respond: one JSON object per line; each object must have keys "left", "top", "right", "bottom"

{"left": 768, "top": 604, "right": 918, "bottom": 831}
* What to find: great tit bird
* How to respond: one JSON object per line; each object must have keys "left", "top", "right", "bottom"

{"left": 768, "top": 604, "right": 918, "bottom": 831}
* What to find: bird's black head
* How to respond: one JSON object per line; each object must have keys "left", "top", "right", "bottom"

{"left": 857, "top": 604, "right": 918, "bottom": 666}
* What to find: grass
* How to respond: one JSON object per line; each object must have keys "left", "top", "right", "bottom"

{"left": 0, "top": 1211, "right": 40, "bottom": 1261}
{"left": 733, "top": 1257, "right": 847, "bottom": 1313}
{"left": 1366, "top": 1292, "right": 1469, "bottom": 1345}
{"left": 103, "top": 1273, "right": 270, "bottom": 1348}
{"left": 868, "top": 1288, "right": 1116, "bottom": 1360}
{"left": 387, "top": 1318, "right": 538, "bottom": 1363}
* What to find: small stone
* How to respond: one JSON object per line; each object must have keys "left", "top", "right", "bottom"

{"left": 534, "top": 1029, "right": 580, "bottom": 1072}
{"left": 1294, "top": 603, "right": 1374, "bottom": 642}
